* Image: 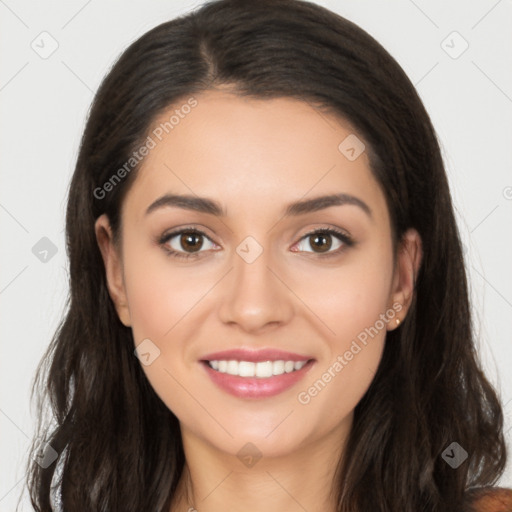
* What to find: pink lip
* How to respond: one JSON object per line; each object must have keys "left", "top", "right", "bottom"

{"left": 199, "top": 348, "right": 315, "bottom": 399}
{"left": 200, "top": 348, "right": 311, "bottom": 363}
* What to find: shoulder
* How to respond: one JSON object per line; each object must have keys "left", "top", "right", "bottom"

{"left": 463, "top": 487, "right": 512, "bottom": 512}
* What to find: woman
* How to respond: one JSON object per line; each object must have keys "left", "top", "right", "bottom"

{"left": 26, "top": 0, "right": 510, "bottom": 510}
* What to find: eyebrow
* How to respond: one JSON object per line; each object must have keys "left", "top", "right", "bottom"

{"left": 145, "top": 192, "right": 372, "bottom": 218}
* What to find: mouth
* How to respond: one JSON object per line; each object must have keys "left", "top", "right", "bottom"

{"left": 206, "top": 359, "right": 309, "bottom": 377}
{"left": 200, "top": 349, "right": 315, "bottom": 399}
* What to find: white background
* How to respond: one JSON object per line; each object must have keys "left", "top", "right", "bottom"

{"left": 1, "top": 0, "right": 511, "bottom": 509}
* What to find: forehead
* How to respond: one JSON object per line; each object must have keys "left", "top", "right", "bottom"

{"left": 122, "top": 90, "right": 387, "bottom": 221}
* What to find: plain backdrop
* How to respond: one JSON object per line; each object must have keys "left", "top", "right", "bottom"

{"left": 1, "top": 0, "right": 511, "bottom": 509}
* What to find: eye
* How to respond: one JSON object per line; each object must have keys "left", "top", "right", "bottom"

{"left": 293, "top": 228, "right": 354, "bottom": 256}
{"left": 158, "top": 226, "right": 354, "bottom": 260}
{"left": 159, "top": 228, "right": 217, "bottom": 259}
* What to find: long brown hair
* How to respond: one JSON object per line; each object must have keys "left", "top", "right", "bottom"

{"left": 24, "top": 1, "right": 507, "bottom": 510}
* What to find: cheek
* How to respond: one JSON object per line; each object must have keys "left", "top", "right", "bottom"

{"left": 290, "top": 246, "right": 393, "bottom": 419}
{"left": 120, "top": 244, "right": 219, "bottom": 418}
{"left": 123, "top": 248, "right": 210, "bottom": 342}
{"left": 289, "top": 242, "right": 394, "bottom": 345}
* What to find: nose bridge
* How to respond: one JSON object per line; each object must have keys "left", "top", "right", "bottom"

{"left": 218, "top": 234, "right": 293, "bottom": 331}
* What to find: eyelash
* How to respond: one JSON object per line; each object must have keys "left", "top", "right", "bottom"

{"left": 157, "top": 226, "right": 354, "bottom": 260}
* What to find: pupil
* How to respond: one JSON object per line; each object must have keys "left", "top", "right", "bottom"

{"left": 311, "top": 233, "right": 331, "bottom": 252}
{"left": 181, "top": 232, "right": 202, "bottom": 252}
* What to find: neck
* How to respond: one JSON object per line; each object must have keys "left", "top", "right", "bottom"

{"left": 170, "top": 419, "right": 351, "bottom": 512}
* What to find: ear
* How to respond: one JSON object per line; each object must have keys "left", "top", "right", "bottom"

{"left": 94, "top": 214, "right": 131, "bottom": 327}
{"left": 386, "top": 228, "right": 423, "bottom": 331}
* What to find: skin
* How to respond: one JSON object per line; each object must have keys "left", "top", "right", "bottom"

{"left": 95, "top": 89, "right": 422, "bottom": 512}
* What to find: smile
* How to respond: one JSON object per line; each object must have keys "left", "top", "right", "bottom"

{"left": 207, "top": 359, "right": 308, "bottom": 378}
{"left": 200, "top": 349, "right": 315, "bottom": 399}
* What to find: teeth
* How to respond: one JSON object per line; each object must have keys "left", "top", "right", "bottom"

{"left": 284, "top": 361, "right": 294, "bottom": 373}
{"left": 208, "top": 359, "right": 308, "bottom": 378}
{"left": 272, "top": 360, "right": 284, "bottom": 375}
{"left": 239, "top": 361, "right": 255, "bottom": 377}
{"left": 256, "top": 361, "right": 273, "bottom": 378}
{"left": 226, "top": 360, "right": 239, "bottom": 375}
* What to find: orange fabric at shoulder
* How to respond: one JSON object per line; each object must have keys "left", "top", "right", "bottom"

{"left": 464, "top": 487, "right": 512, "bottom": 512}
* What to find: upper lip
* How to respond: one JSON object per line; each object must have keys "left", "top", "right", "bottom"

{"left": 200, "top": 348, "right": 313, "bottom": 363}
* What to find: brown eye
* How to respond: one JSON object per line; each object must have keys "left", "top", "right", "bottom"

{"left": 161, "top": 229, "right": 217, "bottom": 257}
{"left": 294, "top": 228, "right": 351, "bottom": 256}
{"left": 308, "top": 233, "right": 332, "bottom": 253}
{"left": 179, "top": 232, "right": 204, "bottom": 252}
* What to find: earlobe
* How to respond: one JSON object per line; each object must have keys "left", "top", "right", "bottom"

{"left": 387, "top": 228, "right": 423, "bottom": 331}
{"left": 94, "top": 214, "right": 132, "bottom": 327}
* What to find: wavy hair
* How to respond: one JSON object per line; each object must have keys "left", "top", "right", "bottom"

{"left": 24, "top": 0, "right": 507, "bottom": 510}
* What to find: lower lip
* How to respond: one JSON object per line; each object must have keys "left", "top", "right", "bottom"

{"left": 201, "top": 360, "right": 315, "bottom": 399}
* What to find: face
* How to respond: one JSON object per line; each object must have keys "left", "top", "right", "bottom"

{"left": 95, "top": 89, "right": 420, "bottom": 463}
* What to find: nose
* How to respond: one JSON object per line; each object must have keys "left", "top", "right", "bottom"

{"left": 218, "top": 243, "right": 294, "bottom": 334}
